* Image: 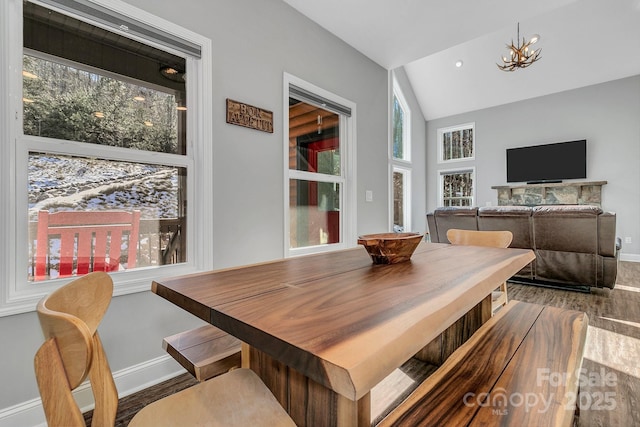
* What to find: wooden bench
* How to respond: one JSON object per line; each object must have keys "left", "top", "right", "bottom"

{"left": 163, "top": 325, "right": 242, "bottom": 382}
{"left": 380, "top": 300, "right": 588, "bottom": 426}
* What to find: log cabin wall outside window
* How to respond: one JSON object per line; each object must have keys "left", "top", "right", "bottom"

{"left": 285, "top": 75, "right": 356, "bottom": 257}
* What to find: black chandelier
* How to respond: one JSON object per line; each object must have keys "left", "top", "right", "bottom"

{"left": 497, "top": 23, "right": 541, "bottom": 71}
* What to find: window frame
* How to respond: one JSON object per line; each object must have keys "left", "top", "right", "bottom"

{"left": 283, "top": 72, "right": 357, "bottom": 258}
{"left": 391, "top": 166, "right": 412, "bottom": 232}
{"left": 438, "top": 167, "right": 476, "bottom": 207}
{"left": 389, "top": 76, "right": 412, "bottom": 232}
{"left": 0, "top": 0, "right": 213, "bottom": 316}
{"left": 437, "top": 122, "right": 475, "bottom": 164}
{"left": 392, "top": 82, "right": 411, "bottom": 163}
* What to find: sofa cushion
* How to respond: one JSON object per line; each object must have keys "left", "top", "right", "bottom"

{"left": 532, "top": 205, "right": 600, "bottom": 253}
{"left": 478, "top": 206, "right": 533, "bottom": 249}
{"left": 478, "top": 206, "right": 534, "bottom": 279}
{"left": 433, "top": 207, "right": 478, "bottom": 242}
{"left": 536, "top": 250, "right": 597, "bottom": 285}
{"left": 532, "top": 205, "right": 602, "bottom": 217}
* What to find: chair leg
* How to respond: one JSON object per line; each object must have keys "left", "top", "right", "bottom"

{"left": 491, "top": 282, "right": 508, "bottom": 315}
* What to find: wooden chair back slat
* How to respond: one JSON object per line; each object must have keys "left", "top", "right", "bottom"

{"left": 446, "top": 229, "right": 513, "bottom": 314}
{"left": 446, "top": 228, "right": 513, "bottom": 248}
{"left": 34, "top": 338, "right": 86, "bottom": 427}
{"left": 35, "top": 272, "right": 118, "bottom": 427}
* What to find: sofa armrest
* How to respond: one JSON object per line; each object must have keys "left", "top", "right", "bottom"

{"left": 598, "top": 211, "right": 618, "bottom": 257}
{"left": 426, "top": 212, "right": 439, "bottom": 243}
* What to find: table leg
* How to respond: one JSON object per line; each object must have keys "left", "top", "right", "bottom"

{"left": 245, "top": 345, "right": 370, "bottom": 427}
{"left": 414, "top": 294, "right": 492, "bottom": 365}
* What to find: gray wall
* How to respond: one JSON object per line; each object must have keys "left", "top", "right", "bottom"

{"left": 0, "top": 0, "right": 400, "bottom": 415}
{"left": 425, "top": 75, "right": 640, "bottom": 258}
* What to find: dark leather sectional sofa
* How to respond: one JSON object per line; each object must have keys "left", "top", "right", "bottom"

{"left": 426, "top": 205, "right": 621, "bottom": 290}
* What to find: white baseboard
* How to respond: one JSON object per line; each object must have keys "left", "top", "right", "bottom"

{"left": 0, "top": 354, "right": 185, "bottom": 427}
{"left": 620, "top": 253, "right": 640, "bottom": 262}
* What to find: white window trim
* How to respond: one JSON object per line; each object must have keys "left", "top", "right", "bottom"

{"left": 389, "top": 75, "right": 412, "bottom": 231}
{"left": 0, "top": 0, "right": 213, "bottom": 316}
{"left": 283, "top": 72, "right": 357, "bottom": 258}
{"left": 437, "top": 122, "right": 475, "bottom": 164}
{"left": 438, "top": 167, "right": 476, "bottom": 207}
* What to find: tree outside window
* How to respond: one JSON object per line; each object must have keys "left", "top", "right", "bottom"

{"left": 437, "top": 123, "right": 475, "bottom": 163}
{"left": 22, "top": 3, "right": 189, "bottom": 283}
{"left": 440, "top": 169, "right": 475, "bottom": 207}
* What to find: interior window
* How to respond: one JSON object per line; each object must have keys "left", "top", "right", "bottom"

{"left": 288, "top": 100, "right": 342, "bottom": 248}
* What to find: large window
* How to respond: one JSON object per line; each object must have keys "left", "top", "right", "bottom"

{"left": 437, "top": 123, "right": 475, "bottom": 163}
{"left": 439, "top": 168, "right": 475, "bottom": 207}
{"left": 1, "top": 0, "right": 212, "bottom": 315}
{"left": 285, "top": 74, "right": 356, "bottom": 256}
{"left": 390, "top": 78, "right": 411, "bottom": 232}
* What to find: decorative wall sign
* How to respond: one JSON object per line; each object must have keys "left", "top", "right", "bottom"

{"left": 226, "top": 98, "right": 273, "bottom": 133}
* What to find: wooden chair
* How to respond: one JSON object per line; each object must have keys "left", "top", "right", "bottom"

{"left": 34, "top": 271, "right": 296, "bottom": 427}
{"left": 446, "top": 228, "right": 513, "bottom": 313}
{"left": 34, "top": 210, "right": 141, "bottom": 281}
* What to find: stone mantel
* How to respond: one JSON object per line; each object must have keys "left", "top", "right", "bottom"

{"left": 491, "top": 181, "right": 607, "bottom": 206}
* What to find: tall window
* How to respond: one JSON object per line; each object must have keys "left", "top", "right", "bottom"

{"left": 392, "top": 167, "right": 411, "bottom": 232}
{"left": 285, "top": 74, "right": 356, "bottom": 256}
{"left": 1, "top": 0, "right": 212, "bottom": 315}
{"left": 440, "top": 168, "right": 475, "bottom": 207}
{"left": 390, "top": 79, "right": 411, "bottom": 232}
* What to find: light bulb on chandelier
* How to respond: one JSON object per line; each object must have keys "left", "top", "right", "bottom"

{"left": 497, "top": 23, "right": 541, "bottom": 71}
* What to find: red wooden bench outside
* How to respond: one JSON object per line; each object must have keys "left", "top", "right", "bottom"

{"left": 34, "top": 210, "right": 140, "bottom": 281}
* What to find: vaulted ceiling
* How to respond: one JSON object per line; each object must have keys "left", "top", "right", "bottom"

{"left": 283, "top": 0, "right": 640, "bottom": 120}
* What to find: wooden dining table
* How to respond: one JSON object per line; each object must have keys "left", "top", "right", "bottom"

{"left": 152, "top": 242, "right": 535, "bottom": 427}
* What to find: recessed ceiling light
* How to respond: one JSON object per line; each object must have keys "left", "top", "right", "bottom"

{"left": 455, "top": 60, "right": 464, "bottom": 68}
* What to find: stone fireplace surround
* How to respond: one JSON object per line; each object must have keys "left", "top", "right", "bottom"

{"left": 491, "top": 181, "right": 606, "bottom": 207}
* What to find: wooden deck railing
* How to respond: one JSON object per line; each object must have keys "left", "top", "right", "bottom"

{"left": 28, "top": 217, "right": 185, "bottom": 280}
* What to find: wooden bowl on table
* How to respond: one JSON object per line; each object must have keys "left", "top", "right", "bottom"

{"left": 357, "top": 232, "right": 424, "bottom": 264}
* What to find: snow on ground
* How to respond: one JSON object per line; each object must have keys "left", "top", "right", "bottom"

{"left": 28, "top": 154, "right": 179, "bottom": 220}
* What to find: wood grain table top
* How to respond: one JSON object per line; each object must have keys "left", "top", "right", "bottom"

{"left": 152, "top": 242, "right": 535, "bottom": 401}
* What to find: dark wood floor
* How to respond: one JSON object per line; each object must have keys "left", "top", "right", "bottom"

{"left": 508, "top": 261, "right": 640, "bottom": 427}
{"left": 85, "top": 262, "right": 640, "bottom": 426}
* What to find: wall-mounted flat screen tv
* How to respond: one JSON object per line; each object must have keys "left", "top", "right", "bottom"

{"left": 506, "top": 139, "right": 587, "bottom": 183}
